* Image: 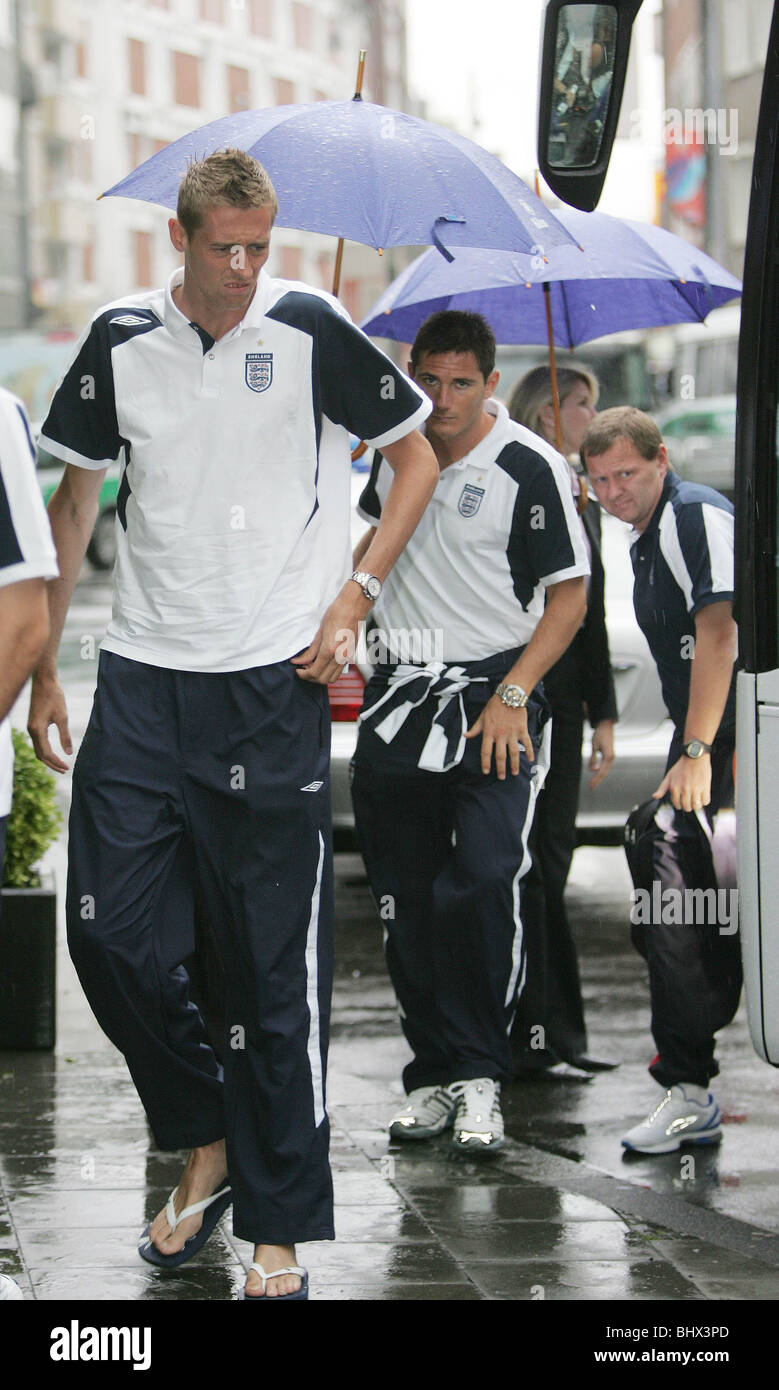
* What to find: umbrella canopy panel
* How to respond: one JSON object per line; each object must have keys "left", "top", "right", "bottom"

{"left": 101, "top": 101, "right": 578, "bottom": 259}
{"left": 360, "top": 206, "right": 743, "bottom": 347}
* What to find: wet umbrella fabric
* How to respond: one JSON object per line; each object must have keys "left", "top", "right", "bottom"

{"left": 360, "top": 205, "right": 742, "bottom": 345}
{"left": 100, "top": 100, "right": 577, "bottom": 260}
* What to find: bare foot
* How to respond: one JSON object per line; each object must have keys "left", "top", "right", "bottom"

{"left": 147, "top": 1139, "right": 227, "bottom": 1257}
{"left": 245, "top": 1244, "right": 302, "bottom": 1298}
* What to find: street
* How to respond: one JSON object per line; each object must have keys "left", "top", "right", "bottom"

{"left": 2, "top": 565, "right": 778, "bottom": 1308}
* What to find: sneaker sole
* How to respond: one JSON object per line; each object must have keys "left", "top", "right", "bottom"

{"left": 452, "top": 1135, "right": 505, "bottom": 1155}
{"left": 388, "top": 1117, "right": 454, "bottom": 1142}
{"left": 622, "top": 1127, "right": 722, "bottom": 1155}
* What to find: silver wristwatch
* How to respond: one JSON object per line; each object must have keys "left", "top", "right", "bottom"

{"left": 682, "top": 738, "right": 713, "bottom": 759}
{"left": 350, "top": 570, "right": 382, "bottom": 602}
{"left": 495, "top": 682, "right": 529, "bottom": 709}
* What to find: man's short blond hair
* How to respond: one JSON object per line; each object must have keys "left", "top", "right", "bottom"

{"left": 581, "top": 406, "right": 664, "bottom": 467}
{"left": 176, "top": 149, "right": 278, "bottom": 237}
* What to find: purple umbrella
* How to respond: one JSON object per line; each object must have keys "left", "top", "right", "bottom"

{"left": 100, "top": 100, "right": 577, "bottom": 261}
{"left": 360, "top": 205, "right": 742, "bottom": 345}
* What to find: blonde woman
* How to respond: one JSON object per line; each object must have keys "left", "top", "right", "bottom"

{"left": 508, "top": 364, "right": 617, "bottom": 1076}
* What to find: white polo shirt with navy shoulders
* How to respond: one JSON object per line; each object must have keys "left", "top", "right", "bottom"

{"left": 358, "top": 398, "right": 589, "bottom": 662}
{"left": 39, "top": 268, "right": 431, "bottom": 673}
{"left": 0, "top": 387, "right": 59, "bottom": 815}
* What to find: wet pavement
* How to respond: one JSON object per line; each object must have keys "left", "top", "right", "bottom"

{"left": 2, "top": 839, "right": 778, "bottom": 1311}
{"left": 1, "top": 571, "right": 778, "bottom": 1330}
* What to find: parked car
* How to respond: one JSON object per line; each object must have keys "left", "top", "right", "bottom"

{"left": 328, "top": 471, "right": 672, "bottom": 847}
{"left": 655, "top": 394, "right": 736, "bottom": 500}
{"left": 36, "top": 441, "right": 120, "bottom": 571}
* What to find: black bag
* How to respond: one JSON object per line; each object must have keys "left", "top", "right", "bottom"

{"left": 623, "top": 797, "right": 666, "bottom": 898}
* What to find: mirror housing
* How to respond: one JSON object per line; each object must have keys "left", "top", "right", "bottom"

{"left": 537, "top": 0, "right": 643, "bottom": 210}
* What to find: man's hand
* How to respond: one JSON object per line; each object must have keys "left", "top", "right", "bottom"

{"left": 588, "top": 718, "right": 615, "bottom": 789}
{"left": 28, "top": 670, "right": 72, "bottom": 773}
{"left": 465, "top": 694, "right": 534, "bottom": 779}
{"left": 653, "top": 753, "right": 711, "bottom": 814}
{"left": 291, "top": 584, "right": 369, "bottom": 684}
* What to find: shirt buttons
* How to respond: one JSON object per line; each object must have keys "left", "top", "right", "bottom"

{"left": 208, "top": 353, "right": 215, "bottom": 360}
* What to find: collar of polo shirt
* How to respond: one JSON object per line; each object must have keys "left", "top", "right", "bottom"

{"left": 163, "top": 266, "right": 277, "bottom": 339}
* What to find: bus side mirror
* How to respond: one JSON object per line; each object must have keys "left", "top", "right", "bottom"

{"left": 537, "top": 0, "right": 643, "bottom": 211}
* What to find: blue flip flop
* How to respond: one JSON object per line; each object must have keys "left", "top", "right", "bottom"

{"left": 138, "top": 1182, "right": 232, "bottom": 1268}
{"left": 241, "top": 1262, "right": 309, "bottom": 1302}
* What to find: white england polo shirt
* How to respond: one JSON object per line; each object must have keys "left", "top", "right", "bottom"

{"left": 0, "top": 388, "right": 59, "bottom": 816}
{"left": 358, "top": 398, "right": 589, "bottom": 662}
{"left": 39, "top": 269, "right": 431, "bottom": 672}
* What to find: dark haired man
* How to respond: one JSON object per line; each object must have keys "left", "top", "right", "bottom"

{"left": 28, "top": 150, "right": 438, "bottom": 1298}
{"left": 582, "top": 406, "right": 741, "bottom": 1154}
{"left": 351, "top": 310, "right": 589, "bottom": 1151}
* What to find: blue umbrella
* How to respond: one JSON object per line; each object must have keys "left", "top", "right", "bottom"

{"left": 360, "top": 205, "right": 742, "bottom": 345}
{"left": 100, "top": 100, "right": 578, "bottom": 261}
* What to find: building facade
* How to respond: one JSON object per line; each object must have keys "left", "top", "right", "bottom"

{"left": 15, "top": 0, "right": 408, "bottom": 330}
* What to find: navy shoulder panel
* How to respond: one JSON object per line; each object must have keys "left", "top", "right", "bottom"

{"left": 667, "top": 473, "right": 733, "bottom": 517}
{"left": 493, "top": 439, "right": 549, "bottom": 487}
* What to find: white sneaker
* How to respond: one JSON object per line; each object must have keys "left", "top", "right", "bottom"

{"left": 0, "top": 1275, "right": 23, "bottom": 1300}
{"left": 388, "top": 1085, "right": 455, "bottom": 1140}
{"left": 621, "top": 1084, "right": 722, "bottom": 1154}
{"left": 449, "top": 1078, "right": 504, "bottom": 1153}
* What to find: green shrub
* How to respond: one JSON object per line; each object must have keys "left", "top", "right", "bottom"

{"left": 3, "top": 729, "right": 62, "bottom": 888}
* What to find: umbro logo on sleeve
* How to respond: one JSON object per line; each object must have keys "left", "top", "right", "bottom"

{"left": 300, "top": 781, "right": 324, "bottom": 793}
{"left": 110, "top": 314, "right": 155, "bottom": 327}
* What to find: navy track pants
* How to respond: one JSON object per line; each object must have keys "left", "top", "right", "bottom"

{"left": 632, "top": 732, "right": 742, "bottom": 1090}
{"left": 67, "top": 651, "right": 335, "bottom": 1244}
{"left": 351, "top": 662, "right": 550, "bottom": 1092}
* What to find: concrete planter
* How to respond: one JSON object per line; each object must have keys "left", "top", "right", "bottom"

{"left": 0, "top": 876, "right": 56, "bottom": 1050}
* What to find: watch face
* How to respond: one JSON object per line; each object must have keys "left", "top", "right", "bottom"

{"left": 685, "top": 740, "right": 705, "bottom": 758}
{"left": 366, "top": 576, "right": 382, "bottom": 599}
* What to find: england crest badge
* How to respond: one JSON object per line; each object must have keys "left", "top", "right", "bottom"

{"left": 245, "top": 352, "right": 273, "bottom": 393}
{"left": 458, "top": 483, "right": 485, "bottom": 517}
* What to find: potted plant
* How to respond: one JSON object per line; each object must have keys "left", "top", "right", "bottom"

{"left": 0, "top": 728, "right": 61, "bottom": 1049}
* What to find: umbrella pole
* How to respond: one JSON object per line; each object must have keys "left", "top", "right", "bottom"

{"left": 543, "top": 281, "right": 564, "bottom": 454}
{"left": 534, "top": 171, "right": 563, "bottom": 455}
{"left": 332, "top": 50, "right": 367, "bottom": 298}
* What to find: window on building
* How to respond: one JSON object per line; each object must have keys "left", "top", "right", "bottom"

{"left": 134, "top": 230, "right": 154, "bottom": 287}
{"left": 173, "top": 51, "right": 201, "bottom": 107}
{"left": 75, "top": 40, "right": 88, "bottom": 78}
{"left": 44, "top": 137, "right": 68, "bottom": 180}
{"left": 228, "top": 65, "right": 251, "bottom": 112}
{"left": 199, "top": 0, "right": 224, "bottom": 22}
{"left": 292, "top": 3, "right": 312, "bottom": 50}
{"left": 46, "top": 242, "right": 69, "bottom": 281}
{"left": 71, "top": 138, "right": 93, "bottom": 183}
{"left": 42, "top": 33, "right": 65, "bottom": 68}
{"left": 250, "top": 0, "right": 273, "bottom": 39}
{"left": 128, "top": 38, "right": 147, "bottom": 96}
{"left": 82, "top": 242, "right": 95, "bottom": 283}
{"left": 274, "top": 76, "right": 295, "bottom": 105}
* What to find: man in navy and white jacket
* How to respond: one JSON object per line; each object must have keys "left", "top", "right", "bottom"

{"left": 583, "top": 406, "right": 741, "bottom": 1155}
